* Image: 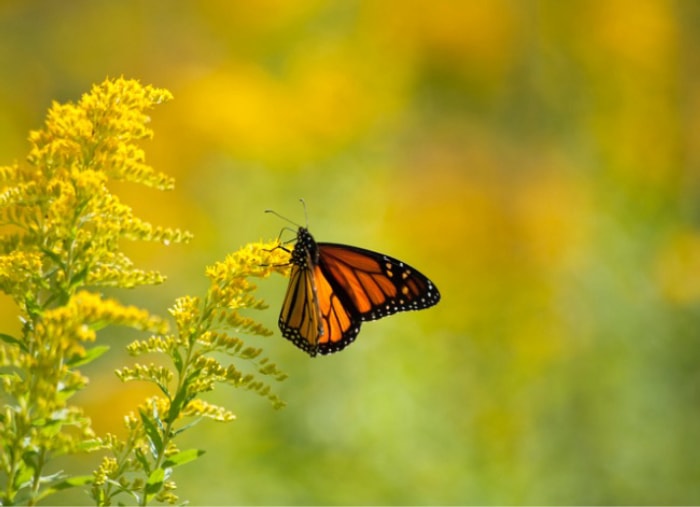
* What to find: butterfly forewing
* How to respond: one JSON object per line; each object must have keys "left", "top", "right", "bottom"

{"left": 317, "top": 243, "right": 441, "bottom": 321}
{"left": 278, "top": 260, "right": 323, "bottom": 356}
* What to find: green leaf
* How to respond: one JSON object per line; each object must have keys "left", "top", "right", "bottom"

{"left": 13, "top": 463, "right": 34, "bottom": 490}
{"left": 167, "top": 386, "right": 188, "bottom": 424}
{"left": 145, "top": 467, "right": 165, "bottom": 497}
{"left": 152, "top": 403, "right": 165, "bottom": 433}
{"left": 172, "top": 416, "right": 203, "bottom": 436}
{"left": 69, "top": 266, "right": 89, "bottom": 288}
{"left": 172, "top": 347, "right": 183, "bottom": 373}
{"left": 0, "top": 332, "right": 28, "bottom": 352}
{"left": 8, "top": 490, "right": 30, "bottom": 506}
{"left": 66, "top": 345, "right": 110, "bottom": 368}
{"left": 134, "top": 447, "right": 151, "bottom": 475}
{"left": 25, "top": 294, "right": 42, "bottom": 319}
{"left": 162, "top": 448, "right": 205, "bottom": 469}
{"left": 37, "top": 475, "right": 93, "bottom": 501}
{"left": 79, "top": 438, "right": 105, "bottom": 452}
{"left": 40, "top": 247, "right": 66, "bottom": 269}
{"left": 139, "top": 410, "right": 164, "bottom": 457}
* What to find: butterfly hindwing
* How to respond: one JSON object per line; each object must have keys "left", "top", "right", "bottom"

{"left": 313, "top": 264, "right": 362, "bottom": 355}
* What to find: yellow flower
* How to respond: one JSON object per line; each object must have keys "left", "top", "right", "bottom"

{"left": 0, "top": 77, "right": 190, "bottom": 313}
{"left": 0, "top": 77, "right": 189, "bottom": 506}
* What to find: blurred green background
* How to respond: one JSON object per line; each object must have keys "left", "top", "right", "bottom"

{"left": 2, "top": 0, "right": 700, "bottom": 504}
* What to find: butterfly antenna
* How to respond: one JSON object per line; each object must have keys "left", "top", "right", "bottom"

{"left": 299, "top": 198, "right": 309, "bottom": 228}
{"left": 264, "top": 208, "right": 302, "bottom": 228}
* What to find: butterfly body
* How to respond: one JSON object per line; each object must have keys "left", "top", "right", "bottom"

{"left": 279, "top": 227, "right": 440, "bottom": 357}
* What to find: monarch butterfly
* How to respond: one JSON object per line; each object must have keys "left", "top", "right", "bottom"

{"left": 269, "top": 209, "right": 441, "bottom": 357}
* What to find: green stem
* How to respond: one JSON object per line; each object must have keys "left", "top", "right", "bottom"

{"left": 3, "top": 437, "right": 21, "bottom": 504}
{"left": 27, "top": 448, "right": 47, "bottom": 506}
{"left": 101, "top": 436, "right": 137, "bottom": 506}
{"left": 138, "top": 297, "right": 212, "bottom": 506}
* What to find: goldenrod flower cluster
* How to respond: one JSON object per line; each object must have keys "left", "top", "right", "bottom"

{"left": 0, "top": 78, "right": 287, "bottom": 506}
{"left": 92, "top": 240, "right": 289, "bottom": 506}
{"left": 0, "top": 77, "right": 185, "bottom": 506}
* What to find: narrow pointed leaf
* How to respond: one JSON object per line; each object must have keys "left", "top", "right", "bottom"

{"left": 145, "top": 467, "right": 165, "bottom": 496}
{"left": 67, "top": 345, "right": 110, "bottom": 367}
{"left": 172, "top": 347, "right": 183, "bottom": 373}
{"left": 0, "top": 333, "right": 28, "bottom": 352}
{"left": 69, "top": 266, "right": 89, "bottom": 288}
{"left": 162, "top": 448, "right": 205, "bottom": 469}
{"left": 139, "top": 410, "right": 164, "bottom": 456}
{"left": 167, "top": 387, "right": 188, "bottom": 424}
{"left": 36, "top": 475, "right": 93, "bottom": 501}
{"left": 134, "top": 447, "right": 151, "bottom": 475}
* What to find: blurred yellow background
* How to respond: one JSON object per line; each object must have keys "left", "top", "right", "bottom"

{"left": 2, "top": 0, "right": 700, "bottom": 504}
